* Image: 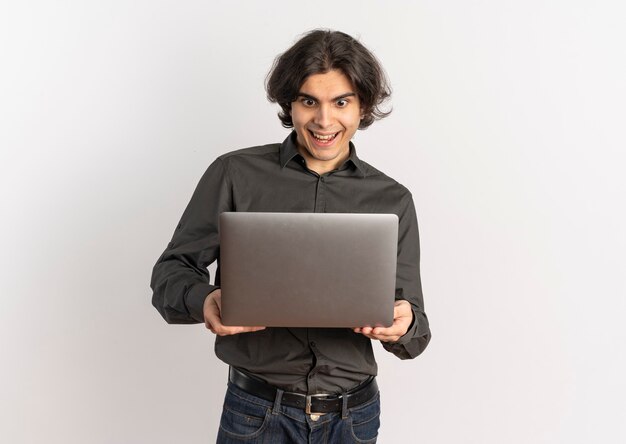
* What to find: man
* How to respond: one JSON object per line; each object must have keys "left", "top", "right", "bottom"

{"left": 151, "top": 29, "right": 431, "bottom": 443}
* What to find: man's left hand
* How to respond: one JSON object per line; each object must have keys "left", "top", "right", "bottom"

{"left": 353, "top": 300, "right": 413, "bottom": 343}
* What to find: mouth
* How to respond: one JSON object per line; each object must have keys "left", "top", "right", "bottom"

{"left": 308, "top": 130, "right": 340, "bottom": 147}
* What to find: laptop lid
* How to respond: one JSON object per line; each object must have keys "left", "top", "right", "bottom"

{"left": 219, "top": 212, "right": 398, "bottom": 328}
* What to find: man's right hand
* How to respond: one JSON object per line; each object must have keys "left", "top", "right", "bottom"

{"left": 203, "top": 289, "right": 266, "bottom": 336}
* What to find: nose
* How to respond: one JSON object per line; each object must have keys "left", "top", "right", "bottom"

{"left": 313, "top": 104, "right": 333, "bottom": 128}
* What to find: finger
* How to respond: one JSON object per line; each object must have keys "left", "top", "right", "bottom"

{"left": 242, "top": 326, "right": 266, "bottom": 333}
{"left": 215, "top": 325, "right": 266, "bottom": 336}
{"left": 354, "top": 329, "right": 393, "bottom": 341}
{"left": 371, "top": 324, "right": 406, "bottom": 341}
{"left": 356, "top": 326, "right": 393, "bottom": 337}
{"left": 206, "top": 317, "right": 220, "bottom": 332}
{"left": 373, "top": 312, "right": 412, "bottom": 336}
{"left": 372, "top": 326, "right": 401, "bottom": 337}
{"left": 205, "top": 310, "right": 228, "bottom": 335}
{"left": 373, "top": 319, "right": 405, "bottom": 334}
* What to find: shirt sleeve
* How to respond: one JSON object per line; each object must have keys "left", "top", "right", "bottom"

{"left": 150, "top": 157, "right": 232, "bottom": 324}
{"left": 381, "top": 191, "right": 432, "bottom": 359}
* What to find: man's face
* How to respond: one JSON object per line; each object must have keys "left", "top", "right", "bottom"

{"left": 291, "top": 70, "right": 362, "bottom": 174}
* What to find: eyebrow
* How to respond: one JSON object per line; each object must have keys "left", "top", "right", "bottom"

{"left": 296, "top": 92, "right": 356, "bottom": 102}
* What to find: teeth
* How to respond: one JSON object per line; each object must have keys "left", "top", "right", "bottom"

{"left": 312, "top": 132, "right": 337, "bottom": 141}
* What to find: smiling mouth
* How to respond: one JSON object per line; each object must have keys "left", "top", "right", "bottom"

{"left": 308, "top": 130, "right": 339, "bottom": 145}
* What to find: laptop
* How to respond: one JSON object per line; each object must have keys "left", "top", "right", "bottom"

{"left": 219, "top": 212, "right": 398, "bottom": 328}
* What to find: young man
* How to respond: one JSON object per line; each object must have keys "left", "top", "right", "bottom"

{"left": 151, "top": 29, "right": 431, "bottom": 443}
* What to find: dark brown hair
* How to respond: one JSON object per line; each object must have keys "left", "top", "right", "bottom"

{"left": 265, "top": 29, "right": 391, "bottom": 130}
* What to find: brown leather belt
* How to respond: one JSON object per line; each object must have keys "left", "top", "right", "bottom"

{"left": 228, "top": 367, "right": 378, "bottom": 414}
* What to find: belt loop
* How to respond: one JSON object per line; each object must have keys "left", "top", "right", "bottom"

{"left": 272, "top": 388, "right": 284, "bottom": 415}
{"left": 341, "top": 391, "right": 349, "bottom": 419}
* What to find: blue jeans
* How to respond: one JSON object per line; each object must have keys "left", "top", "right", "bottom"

{"left": 216, "top": 382, "right": 381, "bottom": 443}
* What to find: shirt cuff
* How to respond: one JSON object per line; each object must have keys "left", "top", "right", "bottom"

{"left": 185, "top": 283, "right": 219, "bottom": 323}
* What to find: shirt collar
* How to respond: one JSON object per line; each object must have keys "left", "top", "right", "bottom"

{"left": 279, "top": 131, "right": 367, "bottom": 178}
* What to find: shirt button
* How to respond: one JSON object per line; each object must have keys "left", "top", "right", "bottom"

{"left": 310, "top": 341, "right": 316, "bottom": 347}
{"left": 320, "top": 177, "right": 325, "bottom": 182}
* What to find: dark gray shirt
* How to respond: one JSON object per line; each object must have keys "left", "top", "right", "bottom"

{"left": 151, "top": 132, "right": 431, "bottom": 394}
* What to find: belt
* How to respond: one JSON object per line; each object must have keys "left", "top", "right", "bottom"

{"left": 228, "top": 367, "right": 378, "bottom": 415}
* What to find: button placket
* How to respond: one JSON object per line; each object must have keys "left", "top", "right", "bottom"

{"left": 307, "top": 332, "right": 321, "bottom": 392}
{"left": 314, "top": 176, "right": 326, "bottom": 213}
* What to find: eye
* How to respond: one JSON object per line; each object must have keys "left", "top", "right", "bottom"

{"left": 301, "top": 98, "right": 316, "bottom": 107}
{"left": 336, "top": 99, "right": 348, "bottom": 107}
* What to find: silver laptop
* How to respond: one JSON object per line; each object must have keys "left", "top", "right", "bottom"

{"left": 219, "top": 212, "right": 398, "bottom": 328}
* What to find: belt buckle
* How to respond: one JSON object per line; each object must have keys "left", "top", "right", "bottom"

{"left": 305, "top": 394, "right": 328, "bottom": 415}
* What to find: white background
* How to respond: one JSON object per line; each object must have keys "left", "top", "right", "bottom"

{"left": 1, "top": 1, "right": 625, "bottom": 443}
